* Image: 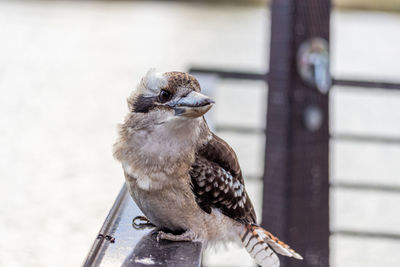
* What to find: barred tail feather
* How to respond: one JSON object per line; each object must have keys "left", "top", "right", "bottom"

{"left": 241, "top": 225, "right": 280, "bottom": 267}
{"left": 257, "top": 227, "right": 303, "bottom": 260}
{"left": 240, "top": 225, "right": 303, "bottom": 267}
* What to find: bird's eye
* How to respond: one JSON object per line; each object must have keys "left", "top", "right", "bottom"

{"left": 159, "top": 90, "right": 172, "bottom": 103}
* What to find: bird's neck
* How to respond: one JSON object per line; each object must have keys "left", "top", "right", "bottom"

{"left": 114, "top": 117, "right": 211, "bottom": 185}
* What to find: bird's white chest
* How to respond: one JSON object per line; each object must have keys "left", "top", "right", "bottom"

{"left": 136, "top": 117, "right": 201, "bottom": 160}
{"left": 121, "top": 118, "right": 202, "bottom": 190}
{"left": 123, "top": 163, "right": 155, "bottom": 190}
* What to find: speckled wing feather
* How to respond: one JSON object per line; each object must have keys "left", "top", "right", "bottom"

{"left": 190, "top": 133, "right": 256, "bottom": 224}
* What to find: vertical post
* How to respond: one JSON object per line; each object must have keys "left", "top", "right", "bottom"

{"left": 262, "top": 1, "right": 330, "bottom": 267}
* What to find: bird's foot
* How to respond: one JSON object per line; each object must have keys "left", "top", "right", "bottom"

{"left": 156, "top": 230, "right": 197, "bottom": 242}
{"left": 132, "top": 216, "right": 156, "bottom": 230}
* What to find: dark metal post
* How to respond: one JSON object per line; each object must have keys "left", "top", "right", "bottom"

{"left": 262, "top": 1, "right": 331, "bottom": 267}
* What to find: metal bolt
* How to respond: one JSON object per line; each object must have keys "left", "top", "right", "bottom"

{"left": 304, "top": 106, "right": 323, "bottom": 132}
{"left": 298, "top": 37, "right": 331, "bottom": 94}
{"left": 105, "top": 235, "right": 115, "bottom": 243}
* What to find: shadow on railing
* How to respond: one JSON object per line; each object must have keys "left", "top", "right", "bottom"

{"left": 122, "top": 231, "right": 202, "bottom": 267}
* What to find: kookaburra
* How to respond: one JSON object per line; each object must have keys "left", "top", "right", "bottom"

{"left": 113, "top": 70, "right": 302, "bottom": 267}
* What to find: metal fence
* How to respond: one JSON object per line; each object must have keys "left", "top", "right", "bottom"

{"left": 190, "top": 1, "right": 400, "bottom": 266}
{"left": 84, "top": 1, "right": 400, "bottom": 266}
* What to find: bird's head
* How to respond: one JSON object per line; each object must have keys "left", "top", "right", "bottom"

{"left": 125, "top": 69, "right": 214, "bottom": 130}
{"left": 114, "top": 70, "right": 214, "bottom": 171}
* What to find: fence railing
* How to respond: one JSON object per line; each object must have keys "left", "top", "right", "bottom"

{"left": 83, "top": 184, "right": 202, "bottom": 267}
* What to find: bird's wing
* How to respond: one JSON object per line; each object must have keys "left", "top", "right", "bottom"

{"left": 190, "top": 133, "right": 256, "bottom": 224}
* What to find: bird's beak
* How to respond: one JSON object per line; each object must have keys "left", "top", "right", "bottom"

{"left": 170, "top": 91, "right": 215, "bottom": 118}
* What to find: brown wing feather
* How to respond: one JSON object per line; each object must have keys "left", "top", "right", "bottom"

{"left": 190, "top": 133, "right": 256, "bottom": 224}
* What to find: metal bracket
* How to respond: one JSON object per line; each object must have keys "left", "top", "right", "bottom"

{"left": 297, "top": 37, "right": 331, "bottom": 94}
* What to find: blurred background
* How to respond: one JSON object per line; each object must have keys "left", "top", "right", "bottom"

{"left": 0, "top": 0, "right": 399, "bottom": 267}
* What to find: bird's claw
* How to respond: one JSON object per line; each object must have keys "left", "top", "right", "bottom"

{"left": 132, "top": 216, "right": 155, "bottom": 230}
{"left": 156, "top": 231, "right": 163, "bottom": 242}
{"left": 155, "top": 230, "right": 196, "bottom": 242}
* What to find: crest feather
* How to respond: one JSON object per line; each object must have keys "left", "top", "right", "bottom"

{"left": 141, "top": 68, "right": 168, "bottom": 93}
